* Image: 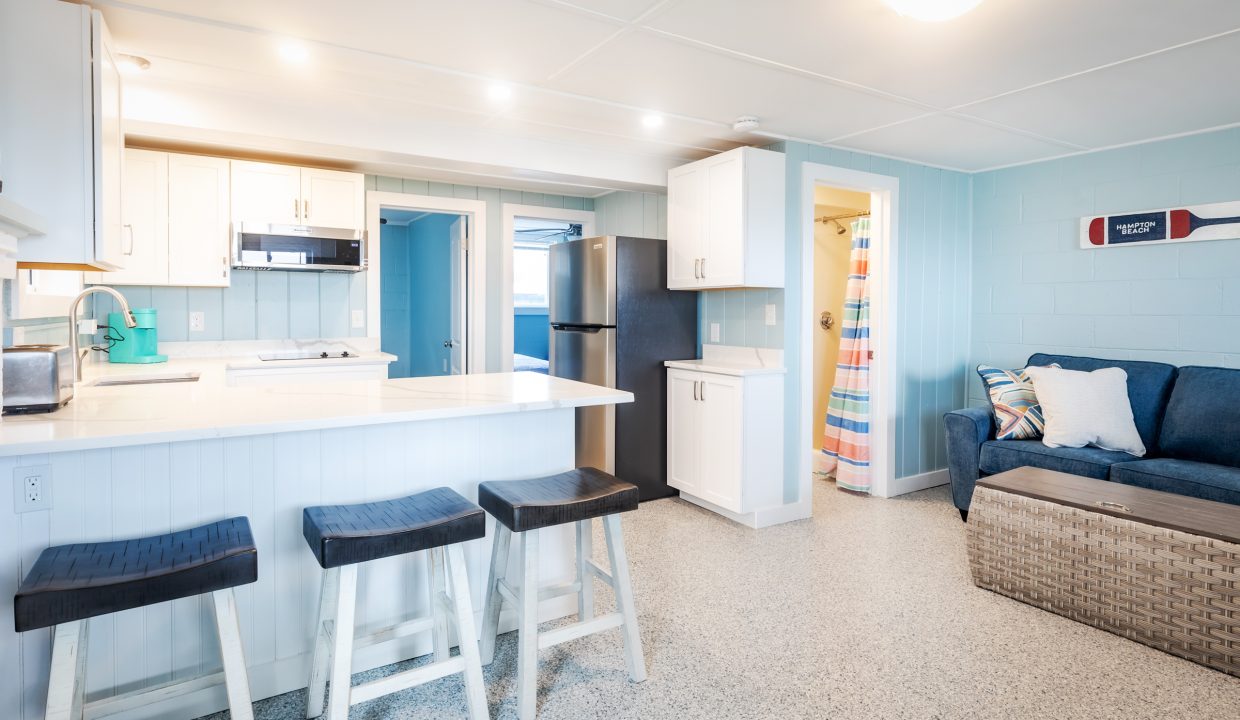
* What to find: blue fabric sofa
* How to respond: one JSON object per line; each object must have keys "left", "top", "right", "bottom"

{"left": 944, "top": 353, "right": 1240, "bottom": 520}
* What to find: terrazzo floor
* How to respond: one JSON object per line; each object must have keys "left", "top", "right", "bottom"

{"left": 200, "top": 483, "right": 1240, "bottom": 720}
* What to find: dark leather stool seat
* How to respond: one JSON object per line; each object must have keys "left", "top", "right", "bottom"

{"left": 303, "top": 487, "right": 485, "bottom": 569}
{"left": 14, "top": 517, "right": 256, "bottom": 633}
{"left": 478, "top": 467, "right": 639, "bottom": 533}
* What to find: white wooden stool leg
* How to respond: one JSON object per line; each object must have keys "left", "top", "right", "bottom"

{"left": 306, "top": 567, "right": 339, "bottom": 719}
{"left": 576, "top": 519, "right": 594, "bottom": 623}
{"left": 325, "top": 563, "right": 358, "bottom": 720}
{"left": 211, "top": 589, "right": 255, "bottom": 720}
{"left": 45, "top": 620, "right": 88, "bottom": 720}
{"left": 429, "top": 547, "right": 450, "bottom": 663}
{"left": 479, "top": 524, "right": 511, "bottom": 665}
{"left": 517, "top": 529, "right": 540, "bottom": 720}
{"left": 446, "top": 544, "right": 491, "bottom": 720}
{"left": 603, "top": 515, "right": 646, "bottom": 683}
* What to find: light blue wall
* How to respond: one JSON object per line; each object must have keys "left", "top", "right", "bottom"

{"left": 592, "top": 190, "right": 667, "bottom": 239}
{"left": 970, "top": 126, "right": 1240, "bottom": 406}
{"left": 369, "top": 176, "right": 595, "bottom": 371}
{"left": 90, "top": 270, "right": 367, "bottom": 344}
{"left": 514, "top": 310, "right": 549, "bottom": 360}
{"left": 380, "top": 224, "right": 413, "bottom": 378}
{"left": 407, "top": 214, "right": 456, "bottom": 376}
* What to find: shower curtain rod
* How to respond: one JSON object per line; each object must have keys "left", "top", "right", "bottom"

{"left": 815, "top": 210, "right": 871, "bottom": 223}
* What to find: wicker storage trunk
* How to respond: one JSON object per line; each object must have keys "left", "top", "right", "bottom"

{"left": 967, "top": 467, "right": 1240, "bottom": 678}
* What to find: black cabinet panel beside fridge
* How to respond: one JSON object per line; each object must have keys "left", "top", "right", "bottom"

{"left": 549, "top": 236, "right": 698, "bottom": 501}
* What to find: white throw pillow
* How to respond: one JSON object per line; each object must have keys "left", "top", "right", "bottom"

{"left": 1024, "top": 366, "right": 1146, "bottom": 456}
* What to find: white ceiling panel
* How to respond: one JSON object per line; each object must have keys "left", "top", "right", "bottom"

{"left": 837, "top": 115, "right": 1078, "bottom": 171}
{"left": 959, "top": 31, "right": 1240, "bottom": 150}
{"left": 548, "top": 29, "right": 926, "bottom": 141}
{"left": 101, "top": 0, "right": 623, "bottom": 82}
{"left": 540, "top": 0, "right": 667, "bottom": 22}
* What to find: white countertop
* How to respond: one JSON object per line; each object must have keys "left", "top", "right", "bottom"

{"left": 664, "top": 344, "right": 786, "bottom": 377}
{"left": 663, "top": 359, "right": 786, "bottom": 376}
{"left": 0, "top": 372, "right": 632, "bottom": 457}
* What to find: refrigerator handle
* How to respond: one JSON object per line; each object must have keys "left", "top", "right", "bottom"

{"left": 551, "top": 324, "right": 603, "bottom": 334}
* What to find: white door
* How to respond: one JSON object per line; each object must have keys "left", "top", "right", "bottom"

{"left": 93, "top": 11, "right": 125, "bottom": 270}
{"left": 666, "top": 165, "right": 703, "bottom": 289}
{"left": 448, "top": 215, "right": 467, "bottom": 374}
{"left": 231, "top": 160, "right": 301, "bottom": 225}
{"left": 698, "top": 374, "right": 744, "bottom": 512}
{"left": 88, "top": 149, "right": 168, "bottom": 285}
{"left": 301, "top": 168, "right": 364, "bottom": 229}
{"left": 666, "top": 370, "right": 702, "bottom": 497}
{"left": 702, "top": 154, "right": 744, "bottom": 287}
{"left": 168, "top": 154, "right": 231, "bottom": 287}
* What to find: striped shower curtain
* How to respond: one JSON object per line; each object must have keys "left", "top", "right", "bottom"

{"left": 820, "top": 218, "right": 872, "bottom": 493}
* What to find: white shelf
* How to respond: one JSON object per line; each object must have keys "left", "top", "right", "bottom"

{"left": 0, "top": 196, "right": 49, "bottom": 239}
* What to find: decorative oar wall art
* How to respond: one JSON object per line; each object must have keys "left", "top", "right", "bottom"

{"left": 1081, "top": 200, "right": 1240, "bottom": 248}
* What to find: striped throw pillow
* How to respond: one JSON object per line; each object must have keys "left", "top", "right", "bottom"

{"left": 976, "top": 364, "right": 1060, "bottom": 441}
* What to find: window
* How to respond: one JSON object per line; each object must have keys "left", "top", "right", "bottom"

{"left": 512, "top": 218, "right": 582, "bottom": 309}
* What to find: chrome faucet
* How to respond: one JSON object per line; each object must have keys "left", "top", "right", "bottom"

{"left": 68, "top": 287, "right": 137, "bottom": 382}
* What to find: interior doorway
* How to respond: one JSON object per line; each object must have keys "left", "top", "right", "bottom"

{"left": 378, "top": 209, "right": 467, "bottom": 378}
{"left": 500, "top": 204, "right": 596, "bottom": 372}
{"left": 365, "top": 191, "right": 487, "bottom": 376}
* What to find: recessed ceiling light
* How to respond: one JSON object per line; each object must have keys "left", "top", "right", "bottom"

{"left": 882, "top": 0, "right": 983, "bottom": 21}
{"left": 642, "top": 113, "right": 664, "bottom": 128}
{"left": 487, "top": 83, "right": 513, "bottom": 102}
{"left": 278, "top": 39, "right": 310, "bottom": 64}
{"left": 116, "top": 54, "right": 151, "bottom": 74}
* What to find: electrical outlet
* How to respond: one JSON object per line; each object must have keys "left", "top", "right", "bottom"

{"left": 13, "top": 465, "right": 52, "bottom": 513}
{"left": 765, "top": 304, "right": 777, "bottom": 326}
{"left": 351, "top": 309, "right": 365, "bottom": 329}
{"left": 710, "top": 323, "right": 721, "bottom": 343}
{"left": 189, "top": 311, "right": 205, "bottom": 332}
{"left": 78, "top": 318, "right": 98, "bottom": 335}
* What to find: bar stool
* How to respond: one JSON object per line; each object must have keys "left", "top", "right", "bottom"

{"left": 13, "top": 517, "right": 258, "bottom": 720}
{"left": 477, "top": 467, "right": 646, "bottom": 720}
{"left": 302, "top": 487, "right": 489, "bottom": 720}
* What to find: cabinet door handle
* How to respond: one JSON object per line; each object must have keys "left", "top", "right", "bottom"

{"left": 222, "top": 255, "right": 228, "bottom": 278}
{"left": 293, "top": 198, "right": 300, "bottom": 221}
{"left": 700, "top": 257, "right": 706, "bottom": 279}
{"left": 700, "top": 381, "right": 705, "bottom": 402}
{"left": 304, "top": 199, "right": 310, "bottom": 220}
{"left": 692, "top": 380, "right": 699, "bottom": 401}
{"left": 122, "top": 224, "right": 134, "bottom": 255}
{"left": 694, "top": 258, "right": 700, "bottom": 279}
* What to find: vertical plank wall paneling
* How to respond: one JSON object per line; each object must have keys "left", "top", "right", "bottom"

{"left": 0, "top": 410, "right": 577, "bottom": 720}
{"left": 969, "top": 126, "right": 1240, "bottom": 405}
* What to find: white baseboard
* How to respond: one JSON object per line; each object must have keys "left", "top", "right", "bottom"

{"left": 883, "top": 468, "right": 949, "bottom": 498}
{"left": 677, "top": 493, "right": 811, "bottom": 529}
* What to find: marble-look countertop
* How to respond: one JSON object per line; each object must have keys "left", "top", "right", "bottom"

{"left": 663, "top": 359, "right": 786, "bottom": 376}
{"left": 0, "top": 372, "right": 632, "bottom": 457}
{"left": 664, "top": 343, "right": 786, "bottom": 377}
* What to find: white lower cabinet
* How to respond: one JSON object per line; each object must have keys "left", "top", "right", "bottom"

{"left": 666, "top": 367, "right": 784, "bottom": 515}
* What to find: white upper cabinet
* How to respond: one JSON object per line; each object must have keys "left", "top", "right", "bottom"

{"left": 230, "top": 161, "right": 302, "bottom": 226}
{"left": 167, "top": 154, "right": 231, "bottom": 286}
{"left": 86, "top": 151, "right": 231, "bottom": 287}
{"left": 666, "top": 147, "right": 785, "bottom": 290}
{"left": 0, "top": 4, "right": 124, "bottom": 270}
{"left": 301, "top": 168, "right": 366, "bottom": 229}
{"left": 231, "top": 161, "right": 365, "bottom": 229}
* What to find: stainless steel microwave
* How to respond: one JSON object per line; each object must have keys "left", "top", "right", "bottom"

{"left": 233, "top": 222, "right": 366, "bottom": 272}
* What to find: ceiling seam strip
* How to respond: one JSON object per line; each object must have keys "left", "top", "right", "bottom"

{"left": 949, "top": 25, "right": 1240, "bottom": 112}
{"left": 96, "top": 0, "right": 738, "bottom": 134}
{"left": 544, "top": 0, "right": 681, "bottom": 82}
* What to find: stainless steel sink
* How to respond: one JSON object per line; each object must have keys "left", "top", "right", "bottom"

{"left": 90, "top": 372, "right": 201, "bottom": 387}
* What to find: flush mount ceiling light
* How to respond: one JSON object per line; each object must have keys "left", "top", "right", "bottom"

{"left": 277, "top": 39, "right": 310, "bottom": 64}
{"left": 882, "top": 0, "right": 983, "bottom": 21}
{"left": 116, "top": 54, "right": 150, "bottom": 74}
{"left": 642, "top": 113, "right": 664, "bottom": 128}
{"left": 487, "top": 83, "right": 514, "bottom": 102}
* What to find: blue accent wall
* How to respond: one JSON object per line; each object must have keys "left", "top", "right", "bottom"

{"left": 380, "top": 224, "right": 413, "bottom": 378}
{"left": 513, "top": 310, "right": 549, "bottom": 360}
{"left": 407, "top": 214, "right": 456, "bottom": 377}
{"left": 970, "top": 126, "right": 1240, "bottom": 406}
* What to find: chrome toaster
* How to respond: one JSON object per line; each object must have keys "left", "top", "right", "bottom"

{"left": 3, "top": 344, "right": 74, "bottom": 415}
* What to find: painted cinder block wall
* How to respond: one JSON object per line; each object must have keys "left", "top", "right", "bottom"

{"left": 969, "top": 126, "right": 1240, "bottom": 406}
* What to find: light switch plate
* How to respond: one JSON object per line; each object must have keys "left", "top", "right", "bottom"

{"left": 13, "top": 464, "right": 52, "bottom": 513}
{"left": 351, "top": 310, "right": 365, "bottom": 329}
{"left": 710, "top": 323, "right": 721, "bottom": 343}
{"left": 189, "top": 311, "right": 205, "bottom": 332}
{"left": 765, "top": 304, "right": 777, "bottom": 326}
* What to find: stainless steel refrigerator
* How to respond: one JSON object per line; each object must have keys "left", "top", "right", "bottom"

{"left": 549, "top": 235, "right": 698, "bottom": 501}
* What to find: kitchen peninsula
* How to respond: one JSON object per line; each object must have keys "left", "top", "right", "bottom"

{"left": 0, "top": 371, "right": 631, "bottom": 720}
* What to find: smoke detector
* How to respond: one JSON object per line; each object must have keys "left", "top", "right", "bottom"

{"left": 732, "top": 116, "right": 760, "bottom": 133}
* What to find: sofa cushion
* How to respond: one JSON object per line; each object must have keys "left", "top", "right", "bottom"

{"left": 1027, "top": 354, "right": 1177, "bottom": 454}
{"left": 1157, "top": 366, "right": 1240, "bottom": 469}
{"left": 976, "top": 364, "right": 1058, "bottom": 440}
{"left": 979, "top": 440, "right": 1135, "bottom": 479}
{"left": 1109, "top": 459, "right": 1240, "bottom": 507}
